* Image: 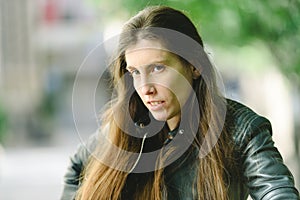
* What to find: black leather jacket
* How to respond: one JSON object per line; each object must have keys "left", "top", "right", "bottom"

{"left": 61, "top": 100, "right": 300, "bottom": 199}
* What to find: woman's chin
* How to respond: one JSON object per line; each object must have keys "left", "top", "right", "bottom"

{"left": 150, "top": 112, "right": 168, "bottom": 122}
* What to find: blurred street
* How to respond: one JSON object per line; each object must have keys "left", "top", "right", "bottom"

{"left": 0, "top": 148, "right": 69, "bottom": 200}
{"left": 0, "top": 130, "right": 81, "bottom": 200}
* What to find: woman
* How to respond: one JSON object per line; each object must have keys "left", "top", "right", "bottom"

{"left": 61, "top": 6, "right": 299, "bottom": 200}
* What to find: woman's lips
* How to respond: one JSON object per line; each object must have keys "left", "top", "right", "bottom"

{"left": 147, "top": 101, "right": 165, "bottom": 111}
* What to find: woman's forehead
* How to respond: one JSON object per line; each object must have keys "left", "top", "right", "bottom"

{"left": 125, "top": 39, "right": 167, "bottom": 54}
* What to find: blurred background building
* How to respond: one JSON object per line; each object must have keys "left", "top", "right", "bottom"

{"left": 0, "top": 0, "right": 299, "bottom": 199}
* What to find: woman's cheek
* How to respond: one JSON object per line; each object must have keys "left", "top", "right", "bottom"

{"left": 169, "top": 74, "right": 192, "bottom": 102}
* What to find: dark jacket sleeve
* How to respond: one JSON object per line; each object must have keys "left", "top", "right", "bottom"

{"left": 60, "top": 134, "right": 97, "bottom": 200}
{"left": 238, "top": 116, "right": 300, "bottom": 200}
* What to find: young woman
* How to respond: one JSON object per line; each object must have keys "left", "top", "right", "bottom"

{"left": 61, "top": 6, "right": 299, "bottom": 200}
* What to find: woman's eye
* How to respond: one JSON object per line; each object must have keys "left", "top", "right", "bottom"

{"left": 130, "top": 69, "right": 140, "bottom": 76}
{"left": 153, "top": 65, "right": 165, "bottom": 72}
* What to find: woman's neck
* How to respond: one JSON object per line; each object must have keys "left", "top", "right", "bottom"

{"left": 167, "top": 115, "right": 181, "bottom": 131}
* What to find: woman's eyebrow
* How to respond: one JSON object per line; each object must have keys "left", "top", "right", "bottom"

{"left": 126, "top": 66, "right": 136, "bottom": 71}
{"left": 126, "top": 59, "right": 170, "bottom": 70}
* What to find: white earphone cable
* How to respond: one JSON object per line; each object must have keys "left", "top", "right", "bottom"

{"left": 128, "top": 133, "right": 148, "bottom": 173}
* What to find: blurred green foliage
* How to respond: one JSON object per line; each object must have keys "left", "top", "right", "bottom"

{"left": 0, "top": 101, "right": 7, "bottom": 143}
{"left": 89, "top": 0, "right": 300, "bottom": 79}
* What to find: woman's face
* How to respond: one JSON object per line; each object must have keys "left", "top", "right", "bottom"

{"left": 125, "top": 39, "right": 197, "bottom": 130}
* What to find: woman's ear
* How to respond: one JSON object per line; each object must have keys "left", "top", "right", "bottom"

{"left": 190, "top": 66, "right": 201, "bottom": 79}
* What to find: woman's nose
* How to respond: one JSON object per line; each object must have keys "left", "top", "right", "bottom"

{"left": 140, "top": 83, "right": 155, "bottom": 95}
{"left": 136, "top": 74, "right": 156, "bottom": 95}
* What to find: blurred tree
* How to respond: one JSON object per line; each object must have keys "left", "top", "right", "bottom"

{"left": 0, "top": 101, "right": 8, "bottom": 143}
{"left": 89, "top": 0, "right": 300, "bottom": 79}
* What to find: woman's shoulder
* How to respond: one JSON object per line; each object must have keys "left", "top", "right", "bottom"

{"left": 225, "top": 98, "right": 272, "bottom": 148}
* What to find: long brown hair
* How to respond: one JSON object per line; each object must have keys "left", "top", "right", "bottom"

{"left": 76, "top": 6, "right": 233, "bottom": 200}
